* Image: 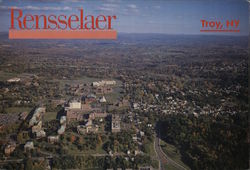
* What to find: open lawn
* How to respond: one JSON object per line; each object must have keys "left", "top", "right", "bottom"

{"left": 6, "top": 107, "right": 33, "bottom": 114}
{"left": 164, "top": 163, "right": 181, "bottom": 170}
{"left": 51, "top": 76, "right": 123, "bottom": 103}
{"left": 53, "top": 76, "right": 100, "bottom": 88}
{"left": 43, "top": 112, "right": 57, "bottom": 122}
{"left": 0, "top": 71, "right": 19, "bottom": 81}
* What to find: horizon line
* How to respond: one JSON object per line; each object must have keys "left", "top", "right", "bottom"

{"left": 0, "top": 31, "right": 248, "bottom": 37}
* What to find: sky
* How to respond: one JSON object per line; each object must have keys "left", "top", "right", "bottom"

{"left": 0, "top": 0, "right": 249, "bottom": 35}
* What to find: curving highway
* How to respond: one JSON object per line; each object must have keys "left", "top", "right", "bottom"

{"left": 154, "top": 134, "right": 187, "bottom": 170}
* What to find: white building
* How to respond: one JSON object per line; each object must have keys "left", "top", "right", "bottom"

{"left": 60, "top": 116, "right": 67, "bottom": 124}
{"left": 69, "top": 100, "right": 81, "bottom": 109}
{"left": 133, "top": 103, "right": 139, "bottom": 110}
{"left": 7, "top": 78, "right": 20, "bottom": 83}
{"left": 112, "top": 115, "right": 121, "bottom": 133}
{"left": 92, "top": 80, "right": 116, "bottom": 87}
{"left": 48, "top": 135, "right": 59, "bottom": 144}
{"left": 29, "top": 107, "right": 45, "bottom": 127}
{"left": 57, "top": 125, "right": 66, "bottom": 135}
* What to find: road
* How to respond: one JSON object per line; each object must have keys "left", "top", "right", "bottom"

{"left": 154, "top": 135, "right": 187, "bottom": 170}
{"left": 154, "top": 134, "right": 167, "bottom": 170}
{"left": 39, "top": 150, "right": 126, "bottom": 158}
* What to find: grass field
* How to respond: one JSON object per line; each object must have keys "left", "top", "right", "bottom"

{"left": 51, "top": 76, "right": 123, "bottom": 102}
{"left": 165, "top": 163, "right": 181, "bottom": 170}
{"left": 0, "top": 71, "right": 19, "bottom": 81}
{"left": 43, "top": 112, "right": 57, "bottom": 122}
{"left": 6, "top": 107, "right": 33, "bottom": 113}
{"left": 54, "top": 76, "right": 100, "bottom": 88}
{"left": 148, "top": 140, "right": 157, "bottom": 158}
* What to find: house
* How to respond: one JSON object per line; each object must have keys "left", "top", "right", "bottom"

{"left": 4, "top": 141, "right": 16, "bottom": 156}
{"left": 35, "top": 130, "right": 46, "bottom": 138}
{"left": 133, "top": 103, "right": 139, "bottom": 110}
{"left": 132, "top": 136, "right": 138, "bottom": 141}
{"left": 48, "top": 135, "right": 59, "bottom": 144}
{"left": 138, "top": 166, "right": 153, "bottom": 170}
{"left": 139, "top": 131, "right": 145, "bottom": 137}
{"left": 24, "top": 141, "right": 34, "bottom": 152}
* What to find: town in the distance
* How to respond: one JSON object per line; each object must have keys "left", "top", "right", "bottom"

{"left": 0, "top": 33, "right": 248, "bottom": 170}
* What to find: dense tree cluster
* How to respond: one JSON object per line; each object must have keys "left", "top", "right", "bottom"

{"left": 158, "top": 113, "right": 248, "bottom": 170}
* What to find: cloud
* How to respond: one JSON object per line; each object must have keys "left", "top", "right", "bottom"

{"left": 66, "top": 0, "right": 82, "bottom": 2}
{"left": 0, "top": 5, "right": 12, "bottom": 10}
{"left": 24, "top": 5, "right": 40, "bottom": 10}
{"left": 0, "top": 5, "right": 72, "bottom": 11}
{"left": 97, "top": 6, "right": 115, "bottom": 12}
{"left": 96, "top": 3, "right": 119, "bottom": 13}
{"left": 127, "top": 4, "right": 137, "bottom": 9}
{"left": 153, "top": 5, "right": 161, "bottom": 9}
{"left": 102, "top": 3, "right": 118, "bottom": 8}
{"left": 24, "top": 6, "right": 72, "bottom": 11}
{"left": 148, "top": 20, "right": 157, "bottom": 24}
{"left": 63, "top": 0, "right": 85, "bottom": 3}
{"left": 105, "top": 0, "right": 121, "bottom": 2}
{"left": 122, "top": 4, "right": 139, "bottom": 14}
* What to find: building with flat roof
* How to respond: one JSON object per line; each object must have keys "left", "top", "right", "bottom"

{"left": 48, "top": 135, "right": 59, "bottom": 144}
{"left": 57, "top": 124, "right": 66, "bottom": 135}
{"left": 77, "top": 119, "right": 98, "bottom": 134}
{"left": 7, "top": 77, "right": 20, "bottom": 83}
{"left": 111, "top": 115, "right": 121, "bottom": 133}
{"left": 69, "top": 100, "right": 81, "bottom": 109}
{"left": 92, "top": 80, "right": 116, "bottom": 87}
{"left": 29, "top": 107, "right": 45, "bottom": 127}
